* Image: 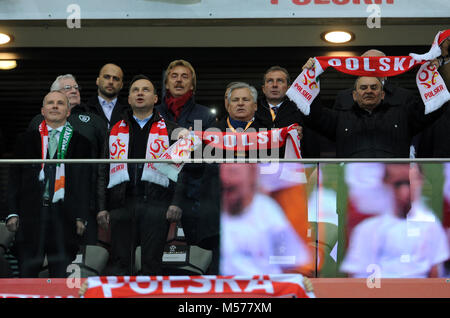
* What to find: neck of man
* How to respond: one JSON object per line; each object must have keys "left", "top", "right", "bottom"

{"left": 46, "top": 120, "right": 66, "bottom": 130}
{"left": 133, "top": 107, "right": 154, "bottom": 120}
{"left": 266, "top": 97, "right": 284, "bottom": 107}
{"left": 98, "top": 90, "right": 117, "bottom": 103}
{"left": 231, "top": 115, "right": 252, "bottom": 123}
{"left": 359, "top": 102, "right": 380, "bottom": 113}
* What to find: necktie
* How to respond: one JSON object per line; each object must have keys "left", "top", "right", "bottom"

{"left": 49, "top": 129, "right": 59, "bottom": 159}
{"left": 271, "top": 106, "right": 278, "bottom": 116}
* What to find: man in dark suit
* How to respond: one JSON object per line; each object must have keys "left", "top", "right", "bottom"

{"left": 27, "top": 74, "right": 107, "bottom": 246}
{"left": 6, "top": 91, "right": 91, "bottom": 277}
{"left": 86, "top": 63, "right": 129, "bottom": 129}
{"left": 255, "top": 66, "right": 321, "bottom": 158}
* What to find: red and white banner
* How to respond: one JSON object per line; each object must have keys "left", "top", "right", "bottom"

{"left": 82, "top": 274, "right": 314, "bottom": 298}
{"left": 287, "top": 56, "right": 450, "bottom": 115}
{"left": 199, "top": 125, "right": 301, "bottom": 158}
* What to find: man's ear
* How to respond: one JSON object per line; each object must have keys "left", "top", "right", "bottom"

{"left": 352, "top": 90, "right": 357, "bottom": 102}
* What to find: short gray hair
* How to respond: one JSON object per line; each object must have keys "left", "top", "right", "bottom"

{"left": 50, "top": 74, "right": 77, "bottom": 91}
{"left": 227, "top": 82, "right": 258, "bottom": 103}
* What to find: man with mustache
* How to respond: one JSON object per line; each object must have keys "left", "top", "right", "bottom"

{"left": 156, "top": 59, "right": 219, "bottom": 274}
{"left": 86, "top": 63, "right": 129, "bottom": 129}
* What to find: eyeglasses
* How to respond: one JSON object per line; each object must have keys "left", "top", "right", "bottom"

{"left": 62, "top": 85, "right": 81, "bottom": 91}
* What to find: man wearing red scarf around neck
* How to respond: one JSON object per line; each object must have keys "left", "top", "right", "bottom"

{"left": 156, "top": 60, "right": 220, "bottom": 275}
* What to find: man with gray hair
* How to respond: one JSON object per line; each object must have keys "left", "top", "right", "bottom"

{"left": 28, "top": 74, "right": 108, "bottom": 246}
{"left": 215, "top": 82, "right": 264, "bottom": 132}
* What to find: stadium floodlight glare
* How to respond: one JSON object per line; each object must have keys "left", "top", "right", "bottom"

{"left": 0, "top": 33, "right": 12, "bottom": 45}
{"left": 321, "top": 31, "right": 354, "bottom": 44}
{"left": 0, "top": 60, "right": 17, "bottom": 70}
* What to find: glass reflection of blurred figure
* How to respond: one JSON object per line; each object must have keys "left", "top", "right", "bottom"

{"left": 220, "top": 164, "right": 310, "bottom": 275}
{"left": 345, "top": 163, "right": 395, "bottom": 241}
{"left": 341, "top": 164, "right": 449, "bottom": 278}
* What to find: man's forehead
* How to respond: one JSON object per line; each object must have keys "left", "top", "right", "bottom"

{"left": 100, "top": 64, "right": 123, "bottom": 76}
{"left": 44, "top": 91, "right": 68, "bottom": 104}
{"left": 231, "top": 87, "right": 251, "bottom": 97}
{"left": 266, "top": 70, "right": 288, "bottom": 80}
{"left": 131, "top": 79, "right": 154, "bottom": 89}
{"left": 60, "top": 77, "right": 77, "bottom": 85}
{"left": 169, "top": 65, "right": 191, "bottom": 75}
{"left": 356, "top": 77, "right": 381, "bottom": 86}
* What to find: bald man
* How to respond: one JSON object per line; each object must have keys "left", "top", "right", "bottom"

{"left": 86, "top": 63, "right": 130, "bottom": 128}
{"left": 7, "top": 91, "right": 92, "bottom": 277}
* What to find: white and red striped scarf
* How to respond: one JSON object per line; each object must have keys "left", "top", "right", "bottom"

{"left": 287, "top": 56, "right": 450, "bottom": 116}
{"left": 38, "top": 120, "right": 73, "bottom": 203}
{"left": 82, "top": 274, "right": 314, "bottom": 298}
{"left": 107, "top": 118, "right": 171, "bottom": 188}
{"left": 200, "top": 124, "right": 302, "bottom": 159}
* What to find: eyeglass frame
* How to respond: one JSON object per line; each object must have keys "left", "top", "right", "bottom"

{"left": 61, "top": 84, "right": 81, "bottom": 91}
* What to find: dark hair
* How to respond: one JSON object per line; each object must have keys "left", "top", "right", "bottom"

{"left": 263, "top": 66, "right": 291, "bottom": 85}
{"left": 128, "top": 74, "right": 156, "bottom": 94}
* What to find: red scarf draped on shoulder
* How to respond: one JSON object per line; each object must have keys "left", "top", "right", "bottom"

{"left": 165, "top": 90, "right": 193, "bottom": 121}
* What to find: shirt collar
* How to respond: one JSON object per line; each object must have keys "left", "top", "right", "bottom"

{"left": 98, "top": 96, "right": 117, "bottom": 107}
{"left": 46, "top": 123, "right": 65, "bottom": 133}
{"left": 267, "top": 101, "right": 283, "bottom": 109}
{"left": 133, "top": 113, "right": 153, "bottom": 128}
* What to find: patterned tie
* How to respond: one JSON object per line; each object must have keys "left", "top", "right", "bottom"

{"left": 271, "top": 106, "right": 278, "bottom": 116}
{"left": 49, "top": 129, "right": 59, "bottom": 159}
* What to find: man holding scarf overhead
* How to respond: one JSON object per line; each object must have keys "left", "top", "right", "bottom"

{"left": 6, "top": 91, "right": 91, "bottom": 278}
{"left": 289, "top": 53, "right": 449, "bottom": 158}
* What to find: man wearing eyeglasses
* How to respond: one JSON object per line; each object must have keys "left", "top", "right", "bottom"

{"left": 28, "top": 74, "right": 107, "bottom": 247}
{"left": 86, "top": 63, "right": 129, "bottom": 129}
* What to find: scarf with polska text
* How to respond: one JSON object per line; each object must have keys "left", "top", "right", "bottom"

{"left": 38, "top": 121, "right": 73, "bottom": 203}
{"left": 200, "top": 124, "right": 302, "bottom": 158}
{"left": 287, "top": 56, "right": 450, "bottom": 116}
{"left": 107, "top": 118, "right": 171, "bottom": 189}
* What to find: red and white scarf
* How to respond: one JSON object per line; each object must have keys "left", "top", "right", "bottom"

{"left": 38, "top": 121, "right": 73, "bottom": 203}
{"left": 287, "top": 56, "right": 450, "bottom": 116}
{"left": 82, "top": 274, "right": 314, "bottom": 298}
{"left": 108, "top": 118, "right": 171, "bottom": 188}
{"left": 200, "top": 124, "right": 302, "bottom": 159}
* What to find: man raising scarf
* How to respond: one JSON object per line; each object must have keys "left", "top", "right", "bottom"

{"left": 286, "top": 55, "right": 449, "bottom": 158}
{"left": 6, "top": 91, "right": 91, "bottom": 278}
{"left": 97, "top": 75, "right": 187, "bottom": 276}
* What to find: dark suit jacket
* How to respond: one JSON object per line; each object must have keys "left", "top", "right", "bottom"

{"left": 8, "top": 129, "right": 92, "bottom": 252}
{"left": 255, "top": 98, "right": 321, "bottom": 158}
{"left": 156, "top": 97, "right": 216, "bottom": 131}
{"left": 156, "top": 97, "right": 219, "bottom": 246}
{"left": 85, "top": 95, "right": 130, "bottom": 128}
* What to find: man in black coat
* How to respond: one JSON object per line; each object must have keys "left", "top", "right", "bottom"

{"left": 255, "top": 66, "right": 321, "bottom": 158}
{"left": 7, "top": 91, "right": 91, "bottom": 277}
{"left": 156, "top": 59, "right": 220, "bottom": 274}
{"left": 300, "top": 57, "right": 445, "bottom": 158}
{"left": 27, "top": 74, "right": 107, "bottom": 246}
{"left": 86, "top": 63, "right": 130, "bottom": 129}
{"left": 96, "top": 75, "right": 187, "bottom": 275}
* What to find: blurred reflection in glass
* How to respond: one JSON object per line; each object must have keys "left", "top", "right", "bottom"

{"left": 341, "top": 163, "right": 450, "bottom": 278}
{"left": 219, "top": 163, "right": 310, "bottom": 275}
